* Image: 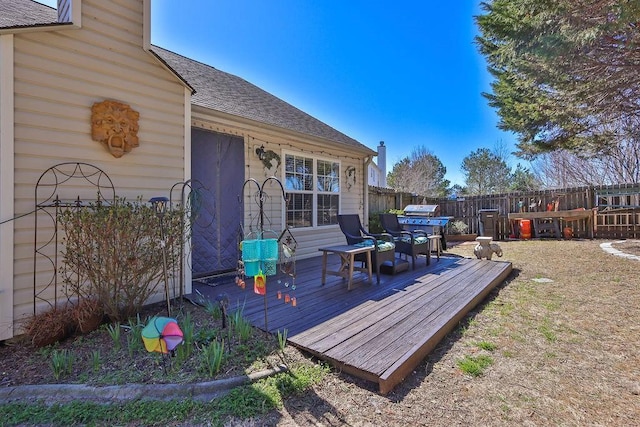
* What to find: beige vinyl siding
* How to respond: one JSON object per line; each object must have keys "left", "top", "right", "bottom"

{"left": 11, "top": 0, "right": 187, "bottom": 333}
{"left": 192, "top": 112, "right": 367, "bottom": 260}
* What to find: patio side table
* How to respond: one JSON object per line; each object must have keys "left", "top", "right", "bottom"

{"left": 318, "top": 244, "right": 374, "bottom": 290}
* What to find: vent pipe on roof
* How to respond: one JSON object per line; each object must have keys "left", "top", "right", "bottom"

{"left": 378, "top": 141, "right": 387, "bottom": 188}
{"left": 55, "top": 0, "right": 82, "bottom": 28}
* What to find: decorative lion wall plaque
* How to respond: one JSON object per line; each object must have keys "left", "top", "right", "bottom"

{"left": 91, "top": 100, "right": 140, "bottom": 158}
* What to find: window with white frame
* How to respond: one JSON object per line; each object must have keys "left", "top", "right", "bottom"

{"left": 284, "top": 153, "right": 340, "bottom": 228}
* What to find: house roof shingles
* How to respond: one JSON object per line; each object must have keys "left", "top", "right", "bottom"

{"left": 0, "top": 0, "right": 372, "bottom": 153}
{"left": 153, "top": 46, "right": 372, "bottom": 152}
{"left": 0, "top": 0, "right": 57, "bottom": 29}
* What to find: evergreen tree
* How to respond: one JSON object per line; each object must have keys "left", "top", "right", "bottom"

{"left": 510, "top": 163, "right": 540, "bottom": 192}
{"left": 476, "top": 0, "right": 640, "bottom": 157}
{"left": 461, "top": 148, "right": 511, "bottom": 195}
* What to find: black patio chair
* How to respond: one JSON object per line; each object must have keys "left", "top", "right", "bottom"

{"left": 379, "top": 213, "right": 431, "bottom": 269}
{"left": 337, "top": 214, "right": 397, "bottom": 284}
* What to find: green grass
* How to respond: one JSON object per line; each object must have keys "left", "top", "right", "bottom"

{"left": 538, "top": 319, "right": 558, "bottom": 343}
{"left": 487, "top": 326, "right": 503, "bottom": 337}
{"left": 475, "top": 341, "right": 497, "bottom": 352}
{"left": 498, "top": 301, "right": 515, "bottom": 316}
{"left": 457, "top": 354, "right": 494, "bottom": 377}
{"left": 0, "top": 364, "right": 329, "bottom": 426}
{"left": 1, "top": 400, "right": 200, "bottom": 427}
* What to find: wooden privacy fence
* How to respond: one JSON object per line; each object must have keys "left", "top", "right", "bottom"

{"left": 368, "top": 187, "right": 420, "bottom": 213}
{"left": 368, "top": 183, "right": 640, "bottom": 240}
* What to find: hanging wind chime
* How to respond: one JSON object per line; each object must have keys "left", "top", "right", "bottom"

{"left": 277, "top": 228, "right": 298, "bottom": 307}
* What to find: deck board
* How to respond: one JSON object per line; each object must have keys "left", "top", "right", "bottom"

{"left": 322, "top": 261, "right": 495, "bottom": 371}
{"left": 192, "top": 252, "right": 512, "bottom": 394}
{"left": 361, "top": 263, "right": 506, "bottom": 374}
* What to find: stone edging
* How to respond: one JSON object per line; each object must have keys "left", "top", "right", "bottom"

{"left": 600, "top": 241, "right": 640, "bottom": 261}
{"left": 0, "top": 364, "right": 288, "bottom": 404}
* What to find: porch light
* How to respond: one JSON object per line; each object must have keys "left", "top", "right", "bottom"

{"left": 255, "top": 144, "right": 266, "bottom": 161}
{"left": 149, "top": 196, "right": 169, "bottom": 218}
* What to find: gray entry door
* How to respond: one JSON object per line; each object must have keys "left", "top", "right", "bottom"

{"left": 191, "top": 128, "right": 244, "bottom": 278}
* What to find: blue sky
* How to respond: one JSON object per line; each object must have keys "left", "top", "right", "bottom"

{"left": 38, "top": 0, "right": 519, "bottom": 186}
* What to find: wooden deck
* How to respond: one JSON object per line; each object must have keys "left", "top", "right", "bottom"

{"left": 192, "top": 253, "right": 512, "bottom": 394}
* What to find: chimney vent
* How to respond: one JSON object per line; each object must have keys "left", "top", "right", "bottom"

{"left": 57, "top": 0, "right": 72, "bottom": 22}
{"left": 378, "top": 141, "right": 387, "bottom": 188}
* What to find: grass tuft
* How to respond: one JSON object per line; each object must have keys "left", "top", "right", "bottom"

{"left": 50, "top": 349, "right": 74, "bottom": 380}
{"left": 457, "top": 354, "right": 494, "bottom": 377}
{"left": 105, "top": 322, "right": 122, "bottom": 352}
{"left": 476, "top": 340, "right": 497, "bottom": 351}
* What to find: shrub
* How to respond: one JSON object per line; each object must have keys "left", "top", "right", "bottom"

{"left": 369, "top": 209, "right": 404, "bottom": 233}
{"left": 368, "top": 212, "right": 383, "bottom": 233}
{"left": 73, "top": 298, "right": 105, "bottom": 334}
{"left": 58, "top": 197, "right": 187, "bottom": 322}
{"left": 448, "top": 220, "right": 469, "bottom": 235}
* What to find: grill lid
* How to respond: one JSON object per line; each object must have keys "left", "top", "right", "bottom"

{"left": 403, "top": 204, "right": 439, "bottom": 216}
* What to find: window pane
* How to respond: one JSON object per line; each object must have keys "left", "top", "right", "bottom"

{"left": 304, "top": 174, "right": 313, "bottom": 191}
{"left": 286, "top": 192, "right": 312, "bottom": 228}
{"left": 317, "top": 194, "right": 339, "bottom": 226}
{"left": 286, "top": 175, "right": 303, "bottom": 190}
{"left": 317, "top": 160, "right": 340, "bottom": 193}
{"left": 285, "top": 154, "right": 314, "bottom": 192}
{"left": 328, "top": 176, "right": 339, "bottom": 192}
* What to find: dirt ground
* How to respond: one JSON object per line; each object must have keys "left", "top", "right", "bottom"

{"left": 1, "top": 239, "right": 639, "bottom": 426}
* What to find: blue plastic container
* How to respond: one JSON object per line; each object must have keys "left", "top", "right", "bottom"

{"left": 263, "top": 259, "right": 277, "bottom": 276}
{"left": 241, "top": 239, "right": 261, "bottom": 261}
{"left": 244, "top": 260, "right": 260, "bottom": 277}
{"left": 261, "top": 238, "right": 278, "bottom": 260}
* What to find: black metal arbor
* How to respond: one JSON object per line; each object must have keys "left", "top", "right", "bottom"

{"left": 33, "top": 162, "right": 115, "bottom": 313}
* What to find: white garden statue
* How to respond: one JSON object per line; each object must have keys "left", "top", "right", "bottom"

{"left": 474, "top": 236, "right": 503, "bottom": 260}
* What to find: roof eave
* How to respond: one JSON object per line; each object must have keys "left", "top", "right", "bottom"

{"left": 192, "top": 105, "right": 376, "bottom": 156}
{"left": 0, "top": 22, "right": 77, "bottom": 35}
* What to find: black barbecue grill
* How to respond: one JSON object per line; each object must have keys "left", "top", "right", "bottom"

{"left": 397, "top": 205, "right": 452, "bottom": 249}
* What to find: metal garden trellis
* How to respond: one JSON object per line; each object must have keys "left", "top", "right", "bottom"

{"left": 33, "top": 162, "right": 116, "bottom": 314}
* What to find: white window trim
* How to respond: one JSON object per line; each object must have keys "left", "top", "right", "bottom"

{"left": 282, "top": 150, "right": 341, "bottom": 229}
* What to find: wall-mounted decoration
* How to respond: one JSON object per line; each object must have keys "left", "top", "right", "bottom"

{"left": 261, "top": 149, "right": 281, "bottom": 177}
{"left": 345, "top": 165, "right": 356, "bottom": 191}
{"left": 91, "top": 100, "right": 140, "bottom": 158}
